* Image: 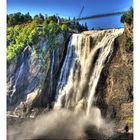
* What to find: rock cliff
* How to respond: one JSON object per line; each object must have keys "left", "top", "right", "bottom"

{"left": 96, "top": 26, "right": 133, "bottom": 132}
{"left": 7, "top": 33, "right": 69, "bottom": 113}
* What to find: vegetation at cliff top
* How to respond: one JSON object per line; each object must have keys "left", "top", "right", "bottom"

{"left": 121, "top": 7, "right": 133, "bottom": 52}
{"left": 125, "top": 37, "right": 133, "bottom": 52}
{"left": 121, "top": 7, "right": 133, "bottom": 25}
{"left": 7, "top": 12, "right": 88, "bottom": 62}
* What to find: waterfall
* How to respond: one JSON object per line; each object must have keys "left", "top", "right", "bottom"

{"left": 9, "top": 46, "right": 30, "bottom": 105}
{"left": 50, "top": 50, "right": 55, "bottom": 93}
{"left": 7, "top": 29, "right": 126, "bottom": 140}
{"left": 86, "top": 33, "right": 117, "bottom": 116}
{"left": 55, "top": 29, "right": 124, "bottom": 117}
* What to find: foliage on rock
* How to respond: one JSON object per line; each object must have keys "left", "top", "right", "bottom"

{"left": 125, "top": 37, "right": 133, "bottom": 52}
{"left": 121, "top": 7, "right": 133, "bottom": 53}
{"left": 121, "top": 7, "right": 133, "bottom": 25}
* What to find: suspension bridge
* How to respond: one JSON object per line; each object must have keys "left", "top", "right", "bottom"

{"left": 59, "top": 5, "right": 127, "bottom": 31}
{"left": 60, "top": 11, "right": 126, "bottom": 27}
{"left": 76, "top": 11, "right": 126, "bottom": 21}
{"left": 75, "top": 2, "right": 127, "bottom": 21}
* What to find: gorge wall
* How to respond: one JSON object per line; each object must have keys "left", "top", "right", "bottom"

{"left": 96, "top": 29, "right": 133, "bottom": 131}
{"left": 7, "top": 27, "right": 133, "bottom": 139}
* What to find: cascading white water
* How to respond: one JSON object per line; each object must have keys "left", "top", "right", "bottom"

{"left": 50, "top": 50, "right": 55, "bottom": 93}
{"left": 55, "top": 29, "right": 123, "bottom": 108}
{"left": 86, "top": 33, "right": 119, "bottom": 116}
{"left": 10, "top": 46, "right": 29, "bottom": 99}
{"left": 55, "top": 35, "right": 76, "bottom": 100}
{"left": 55, "top": 29, "right": 124, "bottom": 128}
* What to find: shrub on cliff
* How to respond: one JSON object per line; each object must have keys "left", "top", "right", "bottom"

{"left": 29, "top": 29, "right": 39, "bottom": 45}
{"left": 125, "top": 37, "right": 133, "bottom": 52}
{"left": 61, "top": 24, "right": 68, "bottom": 32}
{"left": 121, "top": 7, "right": 133, "bottom": 25}
{"left": 120, "top": 7, "right": 133, "bottom": 52}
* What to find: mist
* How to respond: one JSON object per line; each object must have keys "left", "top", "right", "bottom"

{"left": 8, "top": 108, "right": 114, "bottom": 140}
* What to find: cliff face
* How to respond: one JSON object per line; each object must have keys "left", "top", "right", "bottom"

{"left": 7, "top": 27, "right": 133, "bottom": 133}
{"left": 96, "top": 26, "right": 133, "bottom": 131}
{"left": 7, "top": 33, "right": 68, "bottom": 113}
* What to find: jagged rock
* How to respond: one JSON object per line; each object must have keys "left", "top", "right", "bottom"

{"left": 7, "top": 33, "right": 68, "bottom": 113}
{"left": 96, "top": 31, "right": 133, "bottom": 132}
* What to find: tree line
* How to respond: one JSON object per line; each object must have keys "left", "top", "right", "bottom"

{"left": 7, "top": 12, "right": 88, "bottom": 62}
{"left": 7, "top": 12, "right": 88, "bottom": 30}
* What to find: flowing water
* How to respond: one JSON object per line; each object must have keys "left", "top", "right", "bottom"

{"left": 55, "top": 29, "right": 124, "bottom": 124}
{"left": 9, "top": 46, "right": 30, "bottom": 105}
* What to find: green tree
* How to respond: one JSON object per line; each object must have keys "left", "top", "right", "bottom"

{"left": 7, "top": 44, "right": 16, "bottom": 61}
{"left": 48, "top": 22, "right": 61, "bottom": 34}
{"left": 33, "top": 15, "right": 40, "bottom": 24}
{"left": 121, "top": 7, "right": 133, "bottom": 25}
{"left": 24, "top": 12, "right": 32, "bottom": 22}
{"left": 47, "top": 15, "right": 58, "bottom": 23}
{"left": 125, "top": 37, "right": 133, "bottom": 52}
{"left": 39, "top": 13, "right": 44, "bottom": 23}
{"left": 29, "top": 28, "right": 39, "bottom": 45}
{"left": 7, "top": 21, "right": 40, "bottom": 62}
{"left": 61, "top": 24, "right": 68, "bottom": 33}
{"left": 7, "top": 12, "right": 33, "bottom": 26}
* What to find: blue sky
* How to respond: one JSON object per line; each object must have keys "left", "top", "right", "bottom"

{"left": 7, "top": 0, "right": 133, "bottom": 29}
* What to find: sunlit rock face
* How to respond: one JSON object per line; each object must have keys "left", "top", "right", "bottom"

{"left": 7, "top": 33, "right": 66, "bottom": 111}
{"left": 95, "top": 32, "right": 133, "bottom": 131}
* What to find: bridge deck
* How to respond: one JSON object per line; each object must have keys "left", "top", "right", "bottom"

{"left": 76, "top": 11, "right": 126, "bottom": 21}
